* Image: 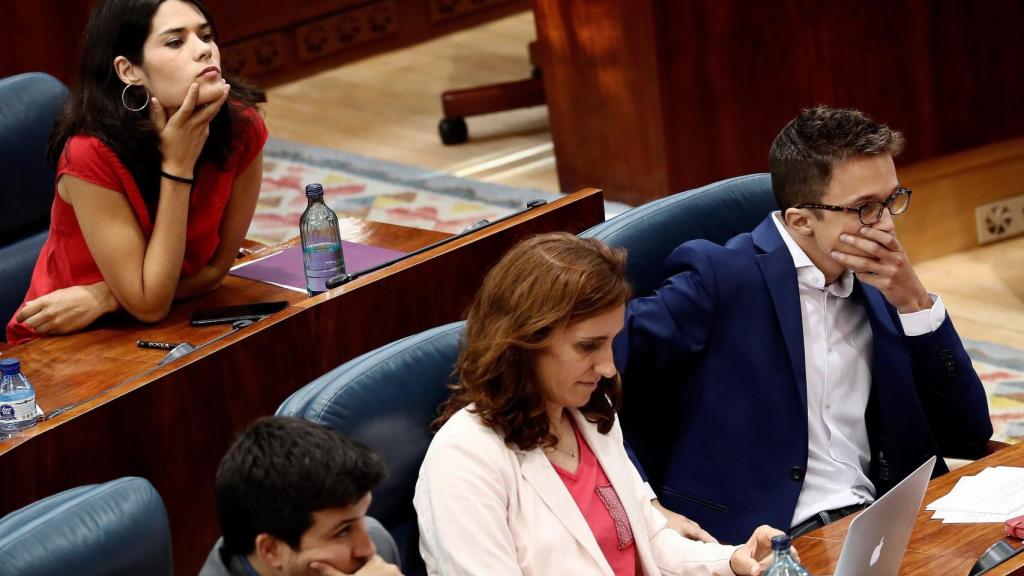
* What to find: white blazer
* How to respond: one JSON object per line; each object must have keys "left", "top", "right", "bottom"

{"left": 415, "top": 407, "right": 739, "bottom": 576}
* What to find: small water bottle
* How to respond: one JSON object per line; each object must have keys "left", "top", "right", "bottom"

{"left": 0, "top": 358, "right": 37, "bottom": 435}
{"left": 764, "top": 535, "right": 810, "bottom": 576}
{"left": 299, "top": 183, "right": 345, "bottom": 296}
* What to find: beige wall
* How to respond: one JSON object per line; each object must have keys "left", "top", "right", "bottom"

{"left": 899, "top": 137, "right": 1024, "bottom": 263}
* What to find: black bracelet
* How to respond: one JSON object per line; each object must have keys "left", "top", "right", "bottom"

{"left": 160, "top": 171, "right": 195, "bottom": 185}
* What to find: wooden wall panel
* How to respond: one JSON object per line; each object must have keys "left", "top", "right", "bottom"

{"left": 0, "top": 0, "right": 93, "bottom": 84}
{"left": 898, "top": 137, "right": 1024, "bottom": 262}
{"left": 203, "top": 0, "right": 369, "bottom": 43}
{"left": 532, "top": 0, "right": 670, "bottom": 203}
{"left": 0, "top": 0, "right": 529, "bottom": 87}
{"left": 534, "top": 0, "right": 1024, "bottom": 204}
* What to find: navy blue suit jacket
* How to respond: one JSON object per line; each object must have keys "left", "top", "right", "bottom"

{"left": 614, "top": 216, "right": 992, "bottom": 544}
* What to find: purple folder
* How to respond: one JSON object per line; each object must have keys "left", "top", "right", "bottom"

{"left": 229, "top": 241, "right": 405, "bottom": 291}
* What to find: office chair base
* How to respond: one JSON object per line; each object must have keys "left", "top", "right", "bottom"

{"left": 439, "top": 117, "right": 469, "bottom": 145}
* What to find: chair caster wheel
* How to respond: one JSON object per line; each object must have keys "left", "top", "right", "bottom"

{"left": 439, "top": 117, "right": 468, "bottom": 145}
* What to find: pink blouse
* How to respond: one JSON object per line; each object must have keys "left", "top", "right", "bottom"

{"left": 552, "top": 420, "right": 638, "bottom": 576}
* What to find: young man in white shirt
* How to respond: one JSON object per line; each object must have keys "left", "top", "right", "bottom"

{"left": 615, "top": 105, "right": 992, "bottom": 543}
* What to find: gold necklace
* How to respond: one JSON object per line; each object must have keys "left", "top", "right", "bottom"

{"left": 549, "top": 444, "right": 577, "bottom": 458}
{"left": 546, "top": 411, "right": 577, "bottom": 458}
{"left": 549, "top": 424, "right": 577, "bottom": 458}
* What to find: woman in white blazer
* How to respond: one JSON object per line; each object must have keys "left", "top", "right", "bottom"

{"left": 415, "top": 233, "right": 784, "bottom": 576}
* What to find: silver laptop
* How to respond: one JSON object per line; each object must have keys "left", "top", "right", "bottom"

{"left": 834, "top": 455, "right": 937, "bottom": 576}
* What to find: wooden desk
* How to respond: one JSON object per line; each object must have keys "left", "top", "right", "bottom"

{"left": 795, "top": 442, "right": 1024, "bottom": 575}
{"left": 0, "top": 188, "right": 604, "bottom": 575}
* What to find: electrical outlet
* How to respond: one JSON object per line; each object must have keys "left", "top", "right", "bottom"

{"left": 975, "top": 193, "right": 1024, "bottom": 244}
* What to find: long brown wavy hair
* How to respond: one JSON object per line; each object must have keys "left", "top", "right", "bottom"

{"left": 434, "top": 233, "right": 632, "bottom": 451}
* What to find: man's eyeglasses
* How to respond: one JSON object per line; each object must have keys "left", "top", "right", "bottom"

{"left": 795, "top": 187, "right": 912, "bottom": 225}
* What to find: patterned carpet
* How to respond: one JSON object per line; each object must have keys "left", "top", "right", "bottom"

{"left": 248, "top": 137, "right": 629, "bottom": 245}
{"left": 966, "top": 339, "right": 1024, "bottom": 444}
{"left": 249, "top": 138, "right": 1024, "bottom": 444}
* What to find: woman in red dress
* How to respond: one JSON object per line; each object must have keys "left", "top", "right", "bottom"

{"left": 6, "top": 0, "right": 268, "bottom": 344}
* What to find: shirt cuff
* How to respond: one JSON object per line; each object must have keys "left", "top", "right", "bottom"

{"left": 644, "top": 482, "right": 658, "bottom": 501}
{"left": 898, "top": 293, "right": 946, "bottom": 337}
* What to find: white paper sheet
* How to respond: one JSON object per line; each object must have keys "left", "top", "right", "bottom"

{"left": 926, "top": 466, "right": 1024, "bottom": 524}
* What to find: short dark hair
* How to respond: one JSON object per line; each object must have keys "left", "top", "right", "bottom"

{"left": 435, "top": 233, "right": 631, "bottom": 451}
{"left": 769, "top": 105, "right": 906, "bottom": 209}
{"left": 215, "top": 416, "right": 386, "bottom": 556}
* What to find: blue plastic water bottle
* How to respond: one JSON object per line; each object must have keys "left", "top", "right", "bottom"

{"left": 764, "top": 535, "right": 810, "bottom": 576}
{"left": 0, "top": 358, "right": 37, "bottom": 435}
{"left": 299, "top": 183, "right": 345, "bottom": 296}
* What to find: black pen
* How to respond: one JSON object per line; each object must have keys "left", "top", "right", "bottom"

{"left": 136, "top": 340, "right": 181, "bottom": 350}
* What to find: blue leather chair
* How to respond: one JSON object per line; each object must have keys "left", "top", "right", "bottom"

{"left": 0, "top": 72, "right": 68, "bottom": 338}
{"left": 580, "top": 173, "right": 778, "bottom": 296}
{"left": 579, "top": 173, "right": 778, "bottom": 488}
{"left": 277, "top": 322, "right": 464, "bottom": 576}
{"left": 0, "top": 477, "right": 173, "bottom": 576}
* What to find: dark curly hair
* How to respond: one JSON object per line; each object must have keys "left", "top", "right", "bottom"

{"left": 770, "top": 105, "right": 905, "bottom": 210}
{"left": 434, "top": 232, "right": 632, "bottom": 451}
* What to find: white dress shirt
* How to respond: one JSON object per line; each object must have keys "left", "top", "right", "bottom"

{"left": 770, "top": 212, "right": 947, "bottom": 526}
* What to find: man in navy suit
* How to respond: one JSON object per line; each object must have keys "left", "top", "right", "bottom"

{"left": 615, "top": 106, "right": 992, "bottom": 544}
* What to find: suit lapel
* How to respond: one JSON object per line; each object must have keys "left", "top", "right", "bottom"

{"left": 517, "top": 442, "right": 611, "bottom": 573}
{"left": 858, "top": 281, "right": 899, "bottom": 337}
{"left": 856, "top": 281, "right": 901, "bottom": 486}
{"left": 753, "top": 217, "right": 808, "bottom": 411}
{"left": 858, "top": 280, "right": 903, "bottom": 393}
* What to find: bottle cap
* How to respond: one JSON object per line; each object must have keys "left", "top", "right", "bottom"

{"left": 0, "top": 358, "right": 21, "bottom": 375}
{"left": 771, "top": 534, "right": 791, "bottom": 551}
{"left": 304, "top": 183, "right": 325, "bottom": 199}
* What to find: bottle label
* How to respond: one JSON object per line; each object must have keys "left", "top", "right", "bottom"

{"left": 0, "top": 396, "right": 36, "bottom": 423}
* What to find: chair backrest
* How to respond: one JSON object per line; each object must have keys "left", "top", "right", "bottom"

{"left": 0, "top": 477, "right": 173, "bottom": 576}
{"left": 580, "top": 173, "right": 778, "bottom": 296}
{"left": 580, "top": 174, "right": 777, "bottom": 487}
{"left": 277, "top": 321, "right": 464, "bottom": 576}
{"left": 0, "top": 72, "right": 68, "bottom": 336}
